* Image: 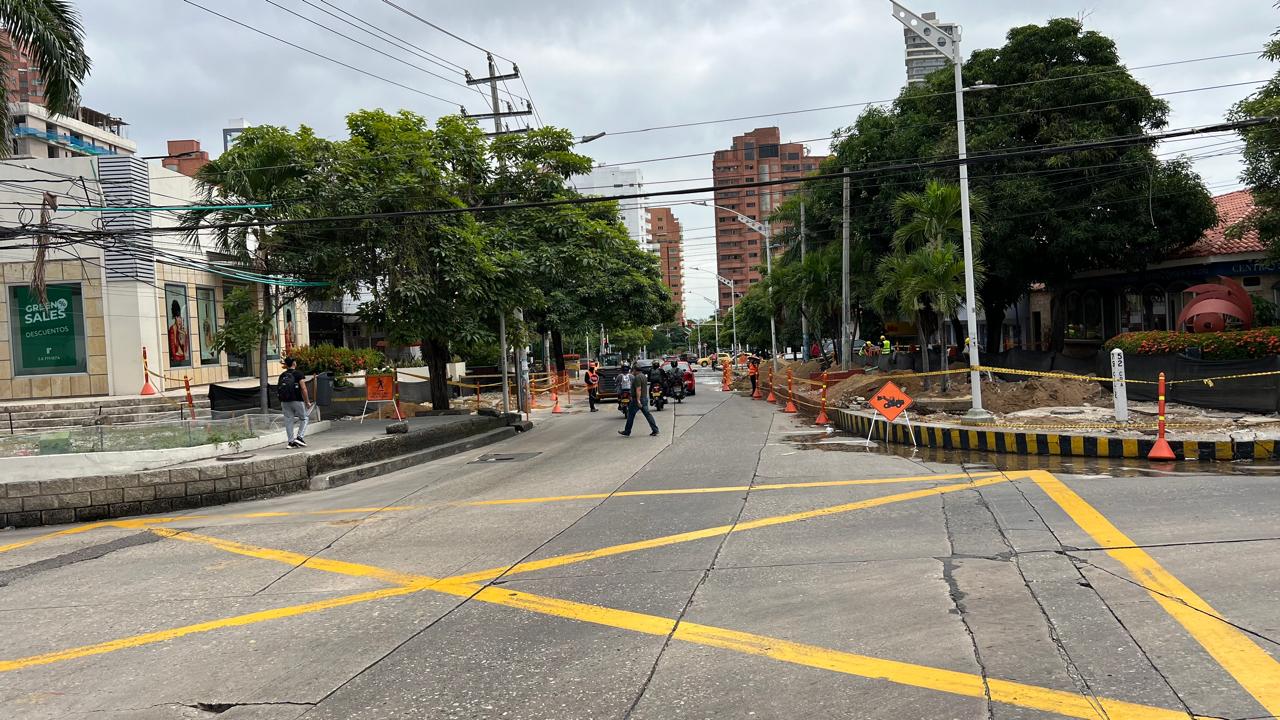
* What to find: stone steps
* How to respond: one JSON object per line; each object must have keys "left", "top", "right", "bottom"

{"left": 0, "top": 394, "right": 214, "bottom": 434}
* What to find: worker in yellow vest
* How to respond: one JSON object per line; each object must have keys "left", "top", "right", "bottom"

{"left": 881, "top": 335, "right": 891, "bottom": 354}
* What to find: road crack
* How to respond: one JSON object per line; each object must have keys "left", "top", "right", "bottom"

{"left": 1002, "top": 476, "right": 1194, "bottom": 719}
{"left": 0, "top": 532, "right": 160, "bottom": 589}
{"left": 940, "top": 492, "right": 995, "bottom": 720}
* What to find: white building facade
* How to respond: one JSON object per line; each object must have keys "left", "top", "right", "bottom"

{"left": 0, "top": 156, "right": 303, "bottom": 401}
{"left": 9, "top": 102, "right": 136, "bottom": 159}
{"left": 576, "top": 165, "right": 653, "bottom": 252}
{"left": 903, "top": 11, "right": 956, "bottom": 85}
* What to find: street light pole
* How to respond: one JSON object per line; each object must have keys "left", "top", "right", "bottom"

{"left": 689, "top": 266, "right": 738, "bottom": 356}
{"left": 800, "top": 202, "right": 809, "bottom": 361}
{"left": 694, "top": 201, "right": 774, "bottom": 366}
{"left": 891, "top": 2, "right": 991, "bottom": 420}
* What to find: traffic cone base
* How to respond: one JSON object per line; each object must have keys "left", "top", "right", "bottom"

{"left": 140, "top": 378, "right": 158, "bottom": 396}
{"left": 551, "top": 390, "right": 563, "bottom": 414}
{"left": 766, "top": 387, "right": 776, "bottom": 402}
{"left": 783, "top": 397, "right": 797, "bottom": 413}
{"left": 752, "top": 385, "right": 761, "bottom": 399}
{"left": 815, "top": 408, "right": 829, "bottom": 425}
{"left": 1148, "top": 437, "right": 1175, "bottom": 461}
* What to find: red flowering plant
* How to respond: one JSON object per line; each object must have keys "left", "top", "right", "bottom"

{"left": 1105, "top": 328, "right": 1280, "bottom": 360}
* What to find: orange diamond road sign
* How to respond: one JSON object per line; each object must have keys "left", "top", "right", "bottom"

{"left": 870, "top": 380, "right": 913, "bottom": 422}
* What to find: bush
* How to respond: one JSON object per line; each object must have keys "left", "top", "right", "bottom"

{"left": 289, "top": 344, "right": 384, "bottom": 374}
{"left": 1105, "top": 327, "right": 1280, "bottom": 360}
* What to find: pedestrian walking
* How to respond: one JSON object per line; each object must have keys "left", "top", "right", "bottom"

{"left": 584, "top": 362, "right": 600, "bottom": 412}
{"left": 618, "top": 365, "right": 659, "bottom": 437}
{"left": 278, "top": 357, "right": 311, "bottom": 448}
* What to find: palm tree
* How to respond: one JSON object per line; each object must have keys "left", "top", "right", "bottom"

{"left": 877, "top": 181, "right": 986, "bottom": 389}
{"left": 0, "top": 1, "right": 92, "bottom": 155}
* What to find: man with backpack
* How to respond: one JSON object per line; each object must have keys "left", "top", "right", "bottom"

{"left": 279, "top": 357, "right": 311, "bottom": 448}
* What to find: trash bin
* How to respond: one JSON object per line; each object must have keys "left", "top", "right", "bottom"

{"left": 316, "top": 372, "right": 334, "bottom": 406}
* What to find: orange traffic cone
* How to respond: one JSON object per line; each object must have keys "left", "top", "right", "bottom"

{"left": 139, "top": 347, "right": 158, "bottom": 396}
{"left": 765, "top": 366, "right": 776, "bottom": 403}
{"left": 783, "top": 368, "right": 797, "bottom": 413}
{"left": 815, "top": 372, "right": 830, "bottom": 425}
{"left": 551, "top": 389, "right": 563, "bottom": 414}
{"left": 1147, "top": 372, "right": 1176, "bottom": 461}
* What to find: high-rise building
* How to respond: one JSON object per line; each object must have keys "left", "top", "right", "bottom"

{"left": 647, "top": 207, "right": 684, "bottom": 321}
{"left": 576, "top": 165, "right": 652, "bottom": 251}
{"left": 904, "top": 11, "right": 956, "bottom": 84}
{"left": 223, "top": 118, "right": 249, "bottom": 152}
{"left": 2, "top": 30, "right": 134, "bottom": 158}
{"left": 710, "top": 127, "right": 824, "bottom": 313}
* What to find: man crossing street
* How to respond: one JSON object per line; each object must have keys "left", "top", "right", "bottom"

{"left": 618, "top": 365, "right": 659, "bottom": 437}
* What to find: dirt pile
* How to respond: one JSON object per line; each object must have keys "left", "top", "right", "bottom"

{"left": 980, "top": 378, "right": 1104, "bottom": 415}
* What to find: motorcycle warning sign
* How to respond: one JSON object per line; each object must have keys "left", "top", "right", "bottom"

{"left": 869, "top": 380, "right": 913, "bottom": 422}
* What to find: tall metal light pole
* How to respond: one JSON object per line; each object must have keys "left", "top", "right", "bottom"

{"left": 689, "top": 267, "right": 737, "bottom": 356}
{"left": 800, "top": 202, "right": 809, "bottom": 361}
{"left": 688, "top": 293, "right": 721, "bottom": 355}
{"left": 694, "top": 201, "right": 776, "bottom": 367}
{"left": 890, "top": 2, "right": 992, "bottom": 420}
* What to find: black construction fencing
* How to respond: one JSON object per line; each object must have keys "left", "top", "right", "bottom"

{"left": 983, "top": 350, "right": 1280, "bottom": 414}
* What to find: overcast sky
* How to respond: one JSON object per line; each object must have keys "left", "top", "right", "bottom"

{"left": 77, "top": 0, "right": 1278, "bottom": 322}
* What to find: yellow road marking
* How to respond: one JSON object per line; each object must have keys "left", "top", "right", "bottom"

{"left": 150, "top": 528, "right": 432, "bottom": 587}
{"left": 0, "top": 522, "right": 112, "bottom": 555}
{"left": 6, "top": 526, "right": 1186, "bottom": 719}
{"left": 420, "top": 580, "right": 1190, "bottom": 720}
{"left": 463, "top": 472, "right": 991, "bottom": 506}
{"left": 0, "top": 585, "right": 421, "bottom": 673}
{"left": 447, "top": 474, "right": 1020, "bottom": 584}
{"left": 1030, "top": 470, "right": 1280, "bottom": 716}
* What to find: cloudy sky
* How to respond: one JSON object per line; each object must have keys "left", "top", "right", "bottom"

{"left": 78, "top": 0, "right": 1277, "bottom": 321}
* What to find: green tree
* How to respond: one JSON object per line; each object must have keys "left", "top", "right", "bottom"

{"left": 873, "top": 243, "right": 976, "bottom": 389}
{"left": 339, "top": 110, "right": 500, "bottom": 410}
{"left": 181, "top": 125, "right": 343, "bottom": 410}
{"left": 0, "top": 1, "right": 91, "bottom": 154}
{"left": 1231, "top": 16, "right": 1280, "bottom": 258}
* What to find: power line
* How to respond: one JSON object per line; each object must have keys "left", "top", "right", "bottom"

{"left": 378, "top": 0, "right": 497, "bottom": 58}
{"left": 604, "top": 50, "right": 1262, "bottom": 137}
{"left": 260, "top": 0, "right": 507, "bottom": 102}
{"left": 30, "top": 118, "right": 1269, "bottom": 241}
{"left": 310, "top": 0, "right": 467, "bottom": 74}
{"left": 179, "top": 0, "right": 465, "bottom": 107}
{"left": 594, "top": 78, "right": 1267, "bottom": 169}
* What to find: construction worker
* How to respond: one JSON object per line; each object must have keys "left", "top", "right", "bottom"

{"left": 881, "top": 335, "right": 891, "bottom": 354}
{"left": 747, "top": 356, "right": 760, "bottom": 395}
{"left": 584, "top": 361, "right": 600, "bottom": 412}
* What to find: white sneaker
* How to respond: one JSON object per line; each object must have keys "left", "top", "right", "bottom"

{"left": 294, "top": 437, "right": 307, "bottom": 447}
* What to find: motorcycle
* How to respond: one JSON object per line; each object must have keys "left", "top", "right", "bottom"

{"left": 617, "top": 387, "right": 631, "bottom": 416}
{"left": 682, "top": 368, "right": 696, "bottom": 396}
{"left": 667, "top": 374, "right": 685, "bottom": 404}
{"left": 650, "top": 381, "right": 666, "bottom": 411}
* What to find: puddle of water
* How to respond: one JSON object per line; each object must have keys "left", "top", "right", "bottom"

{"left": 784, "top": 429, "right": 1279, "bottom": 477}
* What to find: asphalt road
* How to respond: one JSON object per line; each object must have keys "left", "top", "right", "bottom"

{"left": 1, "top": 371, "right": 1279, "bottom": 719}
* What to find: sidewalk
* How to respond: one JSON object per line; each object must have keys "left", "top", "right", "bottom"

{"left": 1, "top": 412, "right": 523, "bottom": 528}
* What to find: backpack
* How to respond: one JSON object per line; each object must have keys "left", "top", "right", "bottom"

{"left": 278, "top": 370, "right": 302, "bottom": 402}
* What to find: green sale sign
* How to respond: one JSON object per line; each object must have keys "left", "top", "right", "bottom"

{"left": 12, "top": 285, "right": 82, "bottom": 371}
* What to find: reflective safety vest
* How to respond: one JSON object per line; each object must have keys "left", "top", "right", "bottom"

{"left": 748, "top": 363, "right": 759, "bottom": 376}
{"left": 882, "top": 339, "right": 892, "bottom": 353}
{"left": 585, "top": 370, "right": 599, "bottom": 387}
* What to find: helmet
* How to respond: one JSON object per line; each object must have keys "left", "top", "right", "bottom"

{"left": 651, "top": 359, "right": 660, "bottom": 367}
{"left": 880, "top": 335, "right": 886, "bottom": 340}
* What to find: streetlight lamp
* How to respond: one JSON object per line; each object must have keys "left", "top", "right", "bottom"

{"left": 688, "top": 266, "right": 737, "bottom": 356}
{"left": 688, "top": 292, "right": 721, "bottom": 355}
{"left": 890, "top": 2, "right": 993, "bottom": 421}
{"left": 692, "top": 200, "right": 778, "bottom": 368}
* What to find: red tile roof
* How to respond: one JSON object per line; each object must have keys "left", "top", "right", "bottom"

{"left": 1176, "top": 189, "right": 1265, "bottom": 258}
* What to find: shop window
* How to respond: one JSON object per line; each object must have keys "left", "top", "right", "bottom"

{"left": 195, "top": 286, "right": 220, "bottom": 364}
{"left": 1119, "top": 289, "right": 1145, "bottom": 333}
{"left": 9, "top": 283, "right": 87, "bottom": 375}
{"left": 1064, "top": 290, "right": 1104, "bottom": 340}
{"left": 1142, "top": 285, "right": 1169, "bottom": 331}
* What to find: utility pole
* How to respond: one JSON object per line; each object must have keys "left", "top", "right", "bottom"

{"left": 841, "top": 171, "right": 851, "bottom": 371}
{"left": 800, "top": 202, "right": 809, "bottom": 361}
{"left": 466, "top": 54, "right": 533, "bottom": 415}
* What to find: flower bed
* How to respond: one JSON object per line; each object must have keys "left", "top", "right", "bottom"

{"left": 290, "top": 344, "right": 384, "bottom": 374}
{"left": 1104, "top": 327, "right": 1280, "bottom": 360}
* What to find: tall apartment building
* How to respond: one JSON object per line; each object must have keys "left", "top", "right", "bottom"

{"left": 576, "top": 165, "right": 652, "bottom": 251}
{"left": 904, "top": 11, "right": 956, "bottom": 84}
{"left": 647, "top": 207, "right": 684, "bottom": 321}
{"left": 2, "top": 31, "right": 135, "bottom": 158}
{"left": 710, "top": 127, "right": 824, "bottom": 312}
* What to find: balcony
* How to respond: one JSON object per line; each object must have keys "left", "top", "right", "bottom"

{"left": 13, "top": 125, "right": 115, "bottom": 156}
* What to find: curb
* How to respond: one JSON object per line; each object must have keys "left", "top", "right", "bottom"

{"left": 310, "top": 426, "right": 517, "bottom": 490}
{"left": 760, "top": 386, "right": 1275, "bottom": 462}
{"left": 828, "top": 409, "right": 1276, "bottom": 462}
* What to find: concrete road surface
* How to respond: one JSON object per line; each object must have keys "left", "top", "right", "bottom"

{"left": 1, "top": 373, "right": 1278, "bottom": 719}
